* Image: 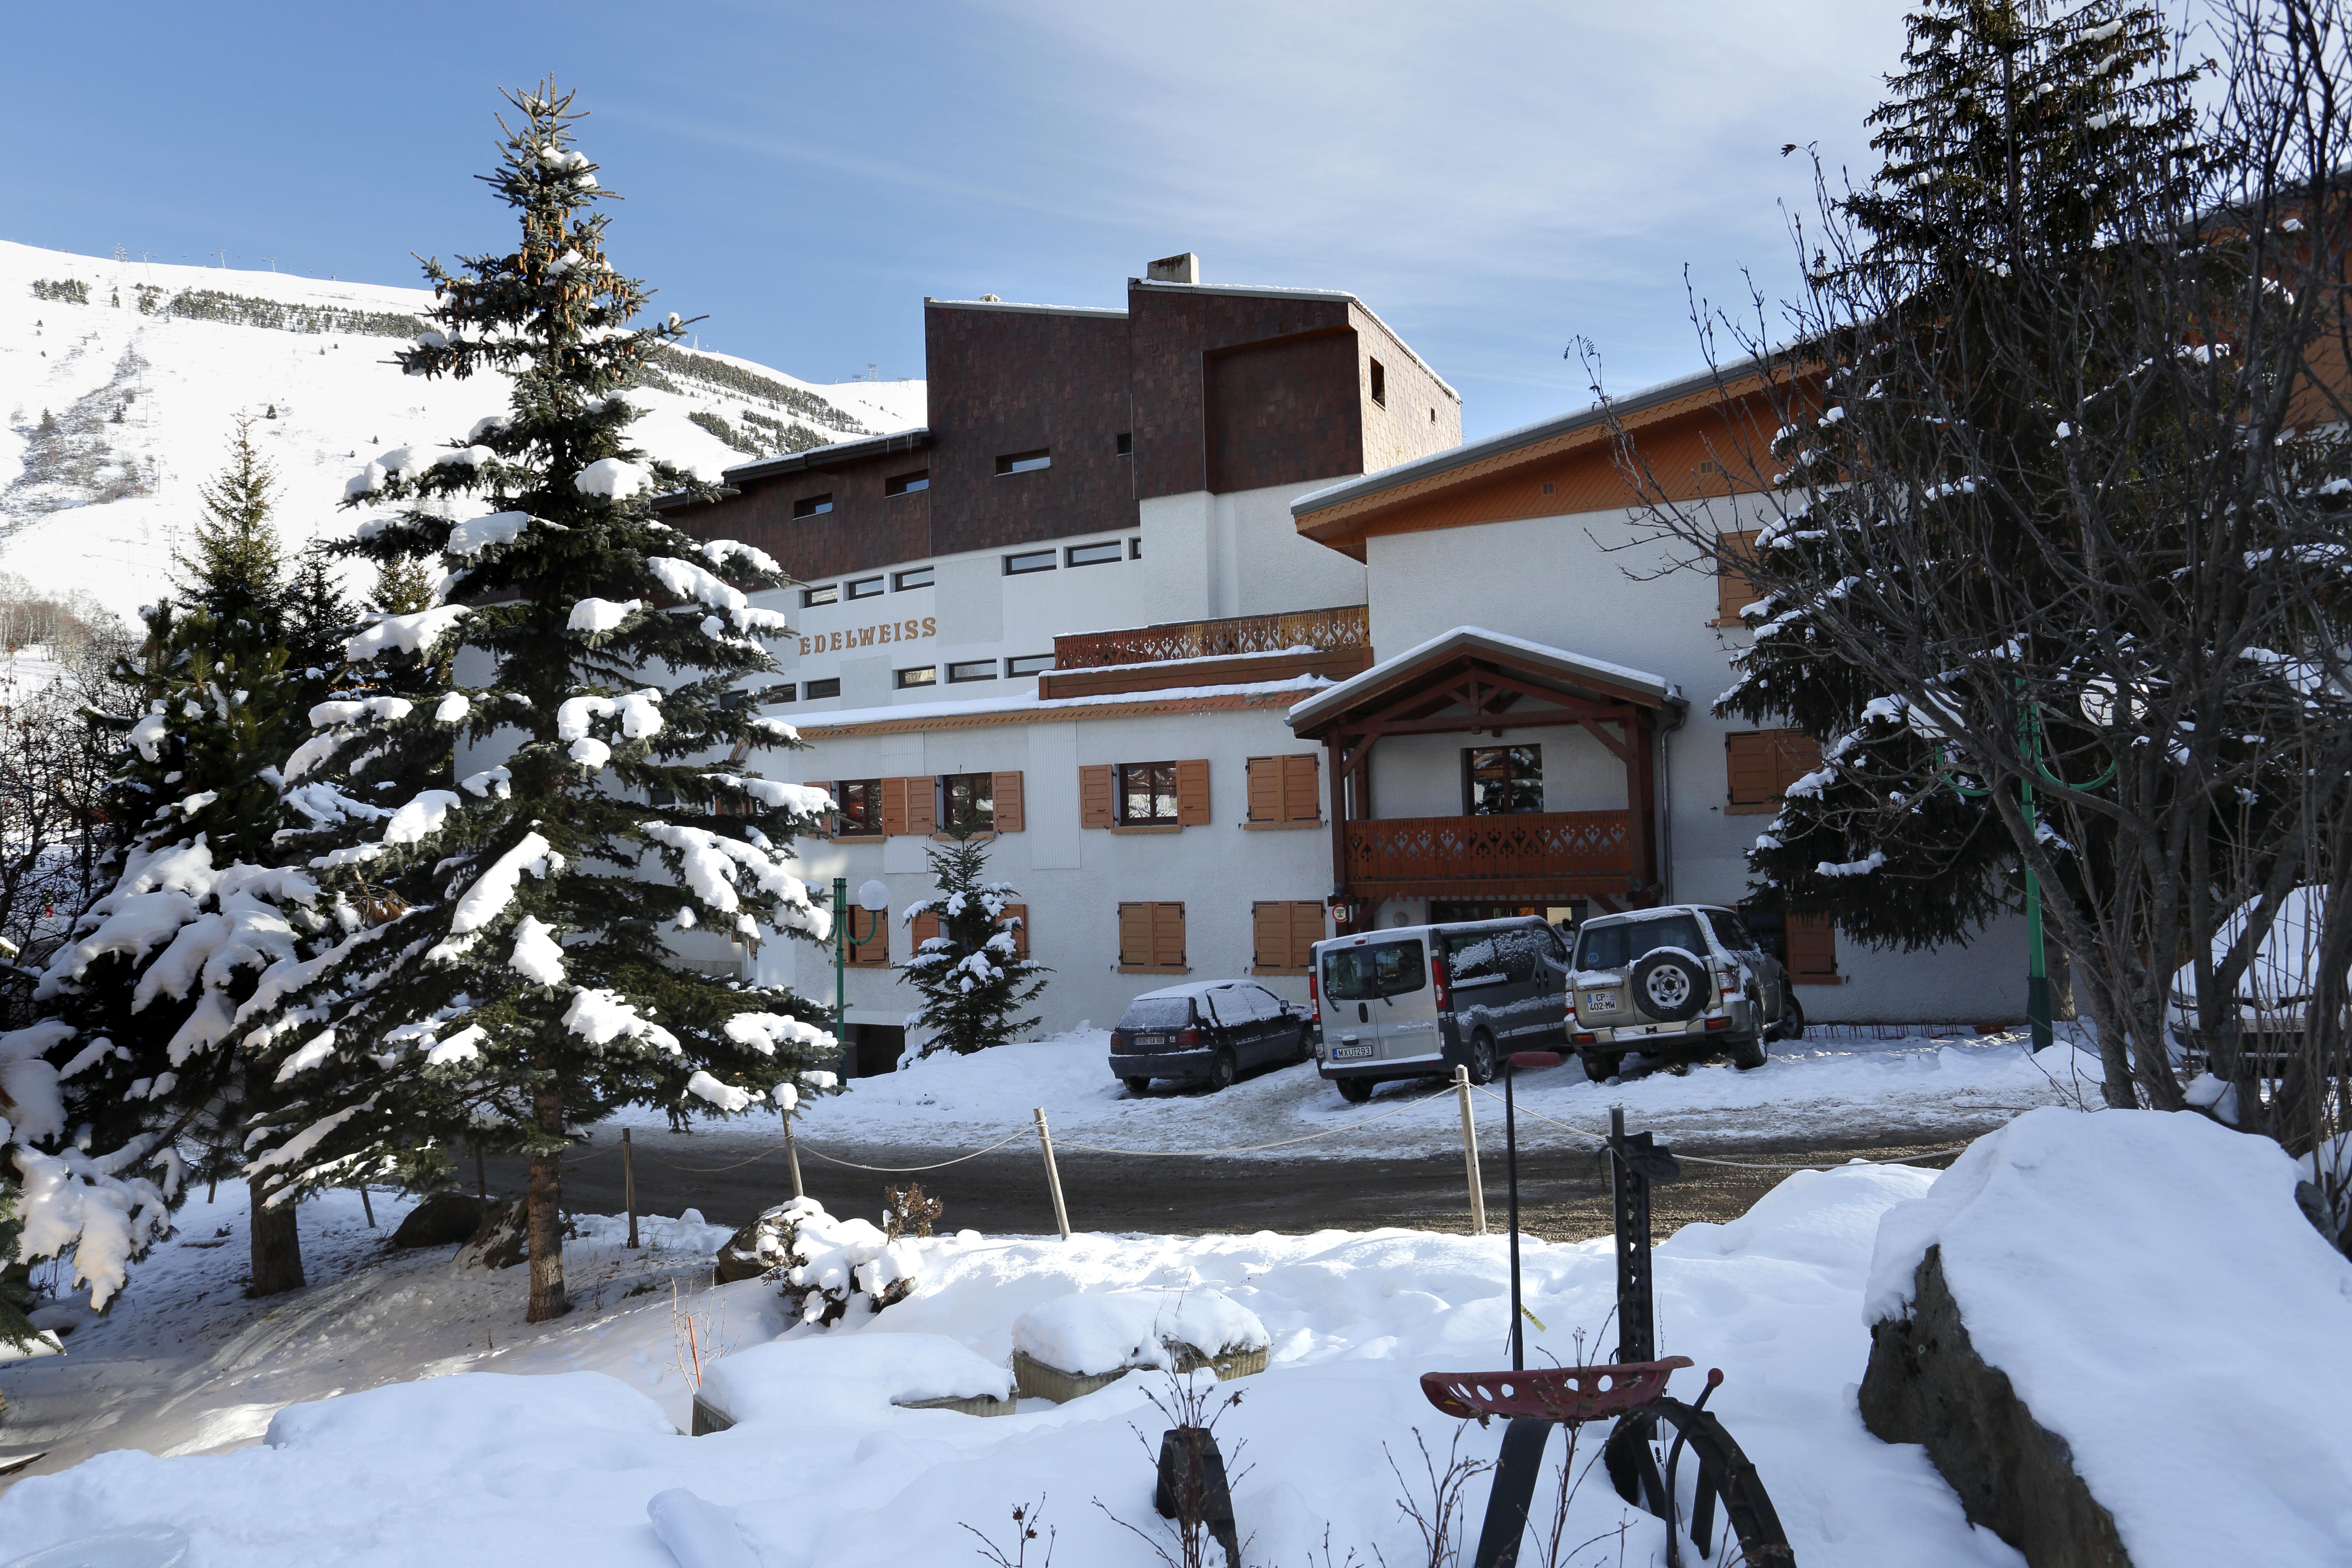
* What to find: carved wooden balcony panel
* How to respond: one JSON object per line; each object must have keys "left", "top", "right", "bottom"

{"left": 1055, "top": 604, "right": 1371, "bottom": 670}
{"left": 1342, "top": 811, "right": 1633, "bottom": 899}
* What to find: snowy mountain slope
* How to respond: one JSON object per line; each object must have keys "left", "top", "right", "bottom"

{"left": 0, "top": 241, "right": 924, "bottom": 619}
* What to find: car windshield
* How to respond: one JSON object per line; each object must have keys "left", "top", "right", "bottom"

{"left": 1323, "top": 940, "right": 1428, "bottom": 1000}
{"left": 1118, "top": 998, "right": 1193, "bottom": 1031}
{"left": 1576, "top": 913, "right": 1706, "bottom": 970}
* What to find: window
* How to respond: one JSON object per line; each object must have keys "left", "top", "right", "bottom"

{"left": 803, "top": 677, "right": 841, "bottom": 699}
{"left": 764, "top": 684, "right": 797, "bottom": 704}
{"left": 1087, "top": 761, "right": 1209, "bottom": 827}
{"left": 1252, "top": 901, "right": 1325, "bottom": 974}
{"left": 1119, "top": 762, "right": 1180, "bottom": 824}
{"left": 885, "top": 470, "right": 930, "bottom": 496}
{"left": 893, "top": 566, "right": 934, "bottom": 590}
{"left": 947, "top": 659, "right": 997, "bottom": 683}
{"left": 1321, "top": 938, "right": 1425, "bottom": 1000}
{"left": 1117, "top": 902, "right": 1188, "bottom": 973}
{"left": 847, "top": 575, "right": 885, "bottom": 600}
{"left": 1369, "top": 359, "right": 1387, "bottom": 408}
{"left": 1574, "top": 913, "right": 1707, "bottom": 971}
{"left": 940, "top": 773, "right": 994, "bottom": 833}
{"left": 1245, "top": 755, "right": 1320, "bottom": 824}
{"left": 1724, "top": 730, "right": 1821, "bottom": 814}
{"left": 835, "top": 779, "right": 882, "bottom": 836}
{"left": 1128, "top": 537, "right": 1142, "bottom": 559}
{"left": 1116, "top": 432, "right": 1133, "bottom": 457}
{"left": 802, "top": 585, "right": 839, "bottom": 607}
{"left": 1465, "top": 746, "right": 1543, "bottom": 815}
{"left": 1004, "top": 550, "right": 1056, "bottom": 576}
{"left": 1705, "top": 909, "right": 1756, "bottom": 953}
{"left": 1746, "top": 912, "right": 1840, "bottom": 984}
{"left": 1067, "top": 541, "right": 1122, "bottom": 568}
{"left": 896, "top": 666, "right": 937, "bottom": 690}
{"left": 1715, "top": 530, "right": 1764, "bottom": 624}
{"left": 995, "top": 449, "right": 1051, "bottom": 475}
{"left": 1006, "top": 653, "right": 1052, "bottom": 677}
{"left": 793, "top": 493, "right": 834, "bottom": 519}
{"left": 844, "top": 905, "right": 889, "bottom": 967}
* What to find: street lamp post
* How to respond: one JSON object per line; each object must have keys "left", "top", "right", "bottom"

{"left": 833, "top": 876, "right": 892, "bottom": 1069}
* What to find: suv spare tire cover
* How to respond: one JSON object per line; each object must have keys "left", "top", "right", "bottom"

{"left": 1630, "top": 947, "right": 1708, "bottom": 1022}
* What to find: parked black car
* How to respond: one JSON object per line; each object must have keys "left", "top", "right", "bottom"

{"left": 1108, "top": 981, "right": 1314, "bottom": 1092}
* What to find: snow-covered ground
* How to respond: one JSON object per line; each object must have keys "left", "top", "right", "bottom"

{"left": 2, "top": 1160, "right": 2021, "bottom": 1567}
{"left": 0, "top": 240, "right": 923, "bottom": 619}
{"left": 612, "top": 1025, "right": 2109, "bottom": 1163}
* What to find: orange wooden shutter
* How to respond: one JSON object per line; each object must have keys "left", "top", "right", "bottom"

{"left": 1287, "top": 902, "right": 1324, "bottom": 969}
{"left": 1724, "top": 733, "right": 1780, "bottom": 811}
{"left": 1153, "top": 903, "right": 1187, "bottom": 969}
{"left": 1716, "top": 530, "right": 1762, "bottom": 624}
{"left": 848, "top": 906, "right": 891, "bottom": 967}
{"left": 905, "top": 776, "right": 938, "bottom": 836}
{"left": 996, "top": 902, "right": 1028, "bottom": 958}
{"left": 1175, "top": 760, "right": 1210, "bottom": 826}
{"left": 1245, "top": 758, "right": 1281, "bottom": 823}
{"left": 1117, "top": 902, "right": 1152, "bottom": 967}
{"left": 804, "top": 782, "right": 834, "bottom": 837}
{"left": 1773, "top": 732, "right": 1822, "bottom": 793}
{"left": 1281, "top": 755, "right": 1319, "bottom": 822}
{"left": 909, "top": 908, "right": 940, "bottom": 951}
{"left": 1786, "top": 914, "right": 1839, "bottom": 984}
{"left": 880, "top": 777, "right": 910, "bottom": 836}
{"left": 1251, "top": 902, "right": 1283, "bottom": 968}
{"left": 1081, "top": 765, "right": 1115, "bottom": 829}
{"left": 991, "top": 771, "right": 1025, "bottom": 833}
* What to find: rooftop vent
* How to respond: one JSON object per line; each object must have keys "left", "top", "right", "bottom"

{"left": 1145, "top": 253, "right": 1200, "bottom": 285}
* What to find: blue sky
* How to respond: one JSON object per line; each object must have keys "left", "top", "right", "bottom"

{"left": 4, "top": 1, "right": 1909, "bottom": 439}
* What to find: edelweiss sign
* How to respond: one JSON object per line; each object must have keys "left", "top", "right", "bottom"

{"left": 801, "top": 617, "right": 935, "bottom": 656}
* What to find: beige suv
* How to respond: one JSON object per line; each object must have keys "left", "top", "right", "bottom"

{"left": 1567, "top": 904, "right": 1803, "bottom": 1080}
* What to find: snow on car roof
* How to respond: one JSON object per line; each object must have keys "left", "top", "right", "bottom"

{"left": 1131, "top": 979, "right": 1256, "bottom": 1001}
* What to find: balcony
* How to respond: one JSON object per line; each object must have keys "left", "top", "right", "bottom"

{"left": 1041, "top": 605, "right": 1373, "bottom": 698}
{"left": 1341, "top": 811, "right": 1634, "bottom": 901}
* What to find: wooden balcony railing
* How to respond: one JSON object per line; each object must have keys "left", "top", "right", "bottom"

{"left": 1054, "top": 604, "right": 1370, "bottom": 670}
{"left": 1342, "top": 811, "right": 1634, "bottom": 899}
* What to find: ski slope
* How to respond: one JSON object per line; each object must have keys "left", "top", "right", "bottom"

{"left": 0, "top": 241, "right": 924, "bottom": 619}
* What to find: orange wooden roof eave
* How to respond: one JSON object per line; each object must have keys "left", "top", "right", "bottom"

{"left": 1295, "top": 365, "right": 1803, "bottom": 558}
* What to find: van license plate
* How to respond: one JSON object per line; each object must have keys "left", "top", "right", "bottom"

{"left": 1330, "top": 1045, "right": 1373, "bottom": 1060}
{"left": 1584, "top": 991, "right": 1617, "bottom": 1011}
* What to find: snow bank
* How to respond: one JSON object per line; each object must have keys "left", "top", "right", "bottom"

{"left": 702, "top": 1333, "right": 1013, "bottom": 1421}
{"left": 1011, "top": 1287, "right": 1267, "bottom": 1376}
{"left": 1865, "top": 1107, "right": 2352, "bottom": 1567}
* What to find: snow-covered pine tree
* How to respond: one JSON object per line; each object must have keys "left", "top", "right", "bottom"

{"left": 1719, "top": 0, "right": 2204, "bottom": 948}
{"left": 234, "top": 81, "right": 836, "bottom": 1321}
{"left": 28, "top": 428, "right": 343, "bottom": 1296}
{"left": 902, "top": 830, "right": 1047, "bottom": 1058}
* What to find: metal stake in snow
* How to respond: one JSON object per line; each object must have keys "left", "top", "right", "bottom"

{"left": 1034, "top": 1107, "right": 1071, "bottom": 1241}
{"left": 622, "top": 1127, "right": 639, "bottom": 1249}
{"left": 1454, "top": 1065, "right": 1486, "bottom": 1236}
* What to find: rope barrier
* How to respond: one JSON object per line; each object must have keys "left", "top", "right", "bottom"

{"left": 1052, "top": 1081, "right": 1458, "bottom": 1158}
{"left": 791, "top": 1128, "right": 1036, "bottom": 1174}
{"left": 1467, "top": 1084, "right": 1970, "bottom": 1170}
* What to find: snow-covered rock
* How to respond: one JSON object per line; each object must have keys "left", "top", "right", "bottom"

{"left": 1011, "top": 1287, "right": 1268, "bottom": 1379}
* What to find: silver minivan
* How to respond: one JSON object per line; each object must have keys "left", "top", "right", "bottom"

{"left": 1310, "top": 917, "right": 1571, "bottom": 1103}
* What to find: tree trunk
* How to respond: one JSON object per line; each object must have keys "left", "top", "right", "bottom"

{"left": 246, "top": 1174, "right": 306, "bottom": 1297}
{"left": 525, "top": 1082, "right": 569, "bottom": 1322}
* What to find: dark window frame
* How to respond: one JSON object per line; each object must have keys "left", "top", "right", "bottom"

{"left": 1003, "top": 550, "right": 1057, "bottom": 576}
{"left": 835, "top": 778, "right": 884, "bottom": 837}
{"left": 884, "top": 470, "right": 931, "bottom": 497}
{"left": 1369, "top": 359, "right": 1387, "bottom": 408}
{"left": 803, "top": 677, "right": 842, "bottom": 699}
{"left": 947, "top": 659, "right": 997, "bottom": 683}
{"left": 994, "top": 449, "right": 1051, "bottom": 476}
{"left": 802, "top": 584, "right": 839, "bottom": 608}
{"left": 940, "top": 772, "right": 995, "bottom": 833}
{"left": 792, "top": 493, "right": 835, "bottom": 519}
{"left": 1066, "top": 541, "right": 1122, "bottom": 568}
{"left": 1006, "top": 654, "right": 1053, "bottom": 678}
{"left": 1463, "top": 745, "right": 1544, "bottom": 815}
{"left": 893, "top": 566, "right": 934, "bottom": 590}
{"left": 1117, "top": 761, "right": 1181, "bottom": 825}
{"left": 895, "top": 666, "right": 938, "bottom": 690}
{"left": 846, "top": 575, "right": 885, "bottom": 600}
{"left": 1116, "top": 432, "right": 1133, "bottom": 457}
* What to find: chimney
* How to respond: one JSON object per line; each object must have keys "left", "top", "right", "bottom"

{"left": 1145, "top": 252, "right": 1200, "bottom": 285}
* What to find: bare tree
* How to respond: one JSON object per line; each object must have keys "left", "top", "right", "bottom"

{"left": 1597, "top": 0, "right": 2352, "bottom": 1171}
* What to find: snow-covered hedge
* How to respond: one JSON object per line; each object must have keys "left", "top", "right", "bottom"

{"left": 726, "top": 1197, "right": 921, "bottom": 1326}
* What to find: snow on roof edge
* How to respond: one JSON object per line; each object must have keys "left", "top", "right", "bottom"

{"left": 1286, "top": 625, "right": 1683, "bottom": 727}
{"left": 771, "top": 673, "right": 1331, "bottom": 735}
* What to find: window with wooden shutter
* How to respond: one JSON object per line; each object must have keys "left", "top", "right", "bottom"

{"left": 996, "top": 902, "right": 1028, "bottom": 958}
{"left": 1245, "top": 756, "right": 1320, "bottom": 825}
{"left": 1252, "top": 900, "right": 1325, "bottom": 973}
{"left": 1175, "top": 760, "right": 1210, "bottom": 826}
{"left": 991, "top": 772, "right": 1025, "bottom": 833}
{"left": 1715, "top": 530, "right": 1764, "bottom": 625}
{"left": 905, "top": 776, "right": 938, "bottom": 836}
{"left": 1118, "top": 902, "right": 1186, "bottom": 972}
{"left": 1080, "top": 764, "right": 1115, "bottom": 829}
{"left": 880, "top": 777, "right": 910, "bottom": 836}
{"left": 1724, "top": 729, "right": 1821, "bottom": 814}
{"left": 909, "top": 907, "right": 940, "bottom": 951}
{"left": 846, "top": 906, "right": 891, "bottom": 967}
{"left": 803, "top": 782, "right": 836, "bottom": 838}
{"left": 1785, "top": 913, "right": 1840, "bottom": 984}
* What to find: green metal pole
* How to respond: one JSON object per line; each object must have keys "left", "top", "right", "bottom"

{"left": 833, "top": 874, "right": 848, "bottom": 1050}
{"left": 2022, "top": 775, "right": 2053, "bottom": 1052}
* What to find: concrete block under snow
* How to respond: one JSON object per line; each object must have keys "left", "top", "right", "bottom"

{"left": 1009, "top": 1287, "right": 1270, "bottom": 1402}
{"left": 693, "top": 1332, "right": 1016, "bottom": 1434}
{"left": 1858, "top": 1106, "right": 2352, "bottom": 1567}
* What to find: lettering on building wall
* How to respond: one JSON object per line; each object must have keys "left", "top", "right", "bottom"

{"left": 801, "top": 617, "right": 936, "bottom": 656}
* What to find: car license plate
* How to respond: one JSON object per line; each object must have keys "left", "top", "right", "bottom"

{"left": 1135, "top": 1033, "right": 1172, "bottom": 1049}
{"left": 1330, "top": 1044, "right": 1374, "bottom": 1060}
{"left": 1584, "top": 991, "right": 1617, "bottom": 1011}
